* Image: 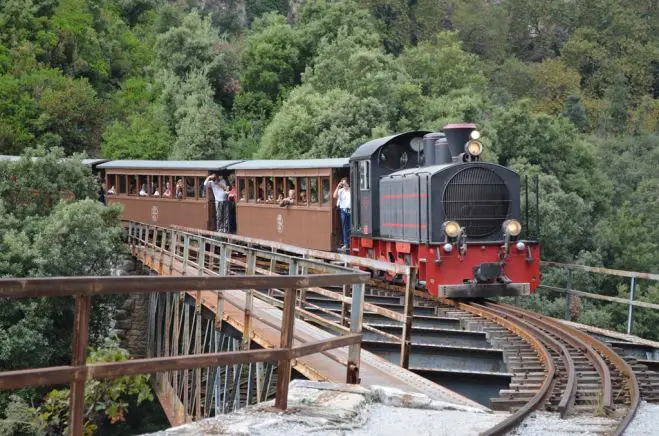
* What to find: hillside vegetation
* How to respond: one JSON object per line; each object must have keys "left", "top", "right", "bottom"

{"left": 0, "top": 0, "right": 658, "bottom": 432}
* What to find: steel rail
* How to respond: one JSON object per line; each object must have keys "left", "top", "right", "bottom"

{"left": 444, "top": 300, "right": 555, "bottom": 436}
{"left": 492, "top": 303, "right": 613, "bottom": 407}
{"left": 477, "top": 303, "right": 577, "bottom": 418}
{"left": 495, "top": 302, "right": 641, "bottom": 436}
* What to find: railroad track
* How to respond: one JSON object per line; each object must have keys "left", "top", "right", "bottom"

{"left": 447, "top": 300, "right": 640, "bottom": 435}
{"left": 354, "top": 280, "right": 647, "bottom": 435}
{"left": 214, "top": 255, "right": 651, "bottom": 433}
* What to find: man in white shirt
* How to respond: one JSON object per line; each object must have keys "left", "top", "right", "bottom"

{"left": 333, "top": 177, "right": 351, "bottom": 251}
{"left": 204, "top": 173, "right": 228, "bottom": 232}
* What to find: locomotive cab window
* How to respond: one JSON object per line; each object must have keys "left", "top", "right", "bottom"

{"left": 378, "top": 143, "right": 408, "bottom": 171}
{"left": 359, "top": 160, "right": 370, "bottom": 191}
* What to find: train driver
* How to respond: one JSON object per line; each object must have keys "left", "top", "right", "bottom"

{"left": 333, "top": 177, "right": 351, "bottom": 251}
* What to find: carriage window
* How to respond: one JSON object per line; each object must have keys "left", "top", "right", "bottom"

{"left": 186, "top": 177, "right": 195, "bottom": 199}
{"left": 198, "top": 177, "right": 206, "bottom": 198}
{"left": 238, "top": 177, "right": 246, "bottom": 201}
{"left": 309, "top": 177, "right": 319, "bottom": 204}
{"left": 321, "top": 177, "right": 330, "bottom": 205}
{"left": 161, "top": 176, "right": 172, "bottom": 198}
{"left": 118, "top": 175, "right": 127, "bottom": 195}
{"left": 286, "top": 177, "right": 296, "bottom": 198}
{"left": 174, "top": 177, "right": 184, "bottom": 199}
{"left": 148, "top": 176, "right": 159, "bottom": 196}
{"left": 274, "top": 177, "right": 284, "bottom": 203}
{"left": 137, "top": 175, "right": 147, "bottom": 196}
{"left": 297, "top": 177, "right": 308, "bottom": 205}
{"left": 128, "top": 176, "right": 137, "bottom": 196}
{"left": 265, "top": 177, "right": 274, "bottom": 203}
{"left": 247, "top": 178, "right": 255, "bottom": 201}
{"left": 359, "top": 161, "right": 370, "bottom": 191}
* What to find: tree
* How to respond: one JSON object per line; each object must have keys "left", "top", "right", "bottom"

{"left": 154, "top": 10, "right": 239, "bottom": 106}
{"left": 296, "top": 0, "right": 380, "bottom": 60}
{"left": 562, "top": 95, "right": 589, "bottom": 132}
{"left": 358, "top": 0, "right": 410, "bottom": 55}
{"left": 171, "top": 101, "right": 227, "bottom": 159}
{"left": 509, "top": 160, "right": 594, "bottom": 262}
{"left": 2, "top": 339, "right": 153, "bottom": 436}
{"left": 399, "top": 33, "right": 487, "bottom": 97}
{"left": 240, "top": 13, "right": 302, "bottom": 104}
{"left": 600, "top": 73, "right": 631, "bottom": 135}
{"left": 0, "top": 68, "right": 103, "bottom": 156}
{"left": 488, "top": 57, "right": 534, "bottom": 103}
{"left": 102, "top": 109, "right": 173, "bottom": 160}
{"left": 531, "top": 59, "right": 581, "bottom": 114}
{"left": 258, "top": 85, "right": 387, "bottom": 159}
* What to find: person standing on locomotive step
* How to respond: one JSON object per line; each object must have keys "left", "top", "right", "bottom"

{"left": 204, "top": 173, "right": 229, "bottom": 232}
{"left": 333, "top": 177, "right": 351, "bottom": 251}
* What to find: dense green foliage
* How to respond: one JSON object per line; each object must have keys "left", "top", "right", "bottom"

{"left": 0, "top": 150, "right": 163, "bottom": 434}
{"left": 0, "top": 0, "right": 657, "bottom": 430}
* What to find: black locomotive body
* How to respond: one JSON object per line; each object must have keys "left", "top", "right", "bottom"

{"left": 349, "top": 124, "right": 540, "bottom": 298}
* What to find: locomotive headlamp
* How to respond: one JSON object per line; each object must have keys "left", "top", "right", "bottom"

{"left": 502, "top": 219, "right": 522, "bottom": 237}
{"left": 442, "top": 221, "right": 461, "bottom": 238}
{"left": 465, "top": 140, "right": 483, "bottom": 157}
{"left": 470, "top": 130, "right": 481, "bottom": 140}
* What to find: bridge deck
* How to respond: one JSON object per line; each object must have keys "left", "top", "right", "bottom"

{"left": 135, "top": 246, "right": 485, "bottom": 409}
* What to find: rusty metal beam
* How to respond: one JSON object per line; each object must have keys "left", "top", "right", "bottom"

{"left": 69, "top": 295, "right": 90, "bottom": 436}
{"left": 400, "top": 267, "right": 417, "bottom": 369}
{"left": 541, "top": 261, "right": 659, "bottom": 281}
{"left": 171, "top": 225, "right": 409, "bottom": 274}
{"left": 275, "top": 289, "right": 296, "bottom": 409}
{"left": 0, "top": 334, "right": 361, "bottom": 390}
{"left": 0, "top": 274, "right": 368, "bottom": 298}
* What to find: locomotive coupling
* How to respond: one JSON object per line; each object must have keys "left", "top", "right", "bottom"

{"left": 473, "top": 262, "right": 503, "bottom": 283}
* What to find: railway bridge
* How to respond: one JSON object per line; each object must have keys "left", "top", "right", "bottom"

{"left": 1, "top": 221, "right": 659, "bottom": 436}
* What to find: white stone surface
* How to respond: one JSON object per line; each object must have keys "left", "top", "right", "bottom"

{"left": 623, "top": 401, "right": 659, "bottom": 435}
{"left": 511, "top": 411, "right": 620, "bottom": 435}
{"left": 142, "top": 380, "right": 506, "bottom": 436}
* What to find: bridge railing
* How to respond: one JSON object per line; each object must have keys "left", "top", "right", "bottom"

{"left": 539, "top": 261, "right": 659, "bottom": 335}
{"left": 0, "top": 268, "right": 367, "bottom": 435}
{"left": 165, "top": 224, "right": 419, "bottom": 369}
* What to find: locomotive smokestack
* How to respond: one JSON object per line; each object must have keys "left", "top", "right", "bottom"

{"left": 442, "top": 123, "right": 477, "bottom": 158}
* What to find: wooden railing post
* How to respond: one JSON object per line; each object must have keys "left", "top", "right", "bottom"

{"left": 275, "top": 289, "right": 295, "bottom": 409}
{"left": 400, "top": 267, "right": 417, "bottom": 369}
{"left": 347, "top": 282, "right": 364, "bottom": 384}
{"left": 69, "top": 294, "right": 91, "bottom": 436}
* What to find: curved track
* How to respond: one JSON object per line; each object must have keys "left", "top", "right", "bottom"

{"left": 446, "top": 299, "right": 640, "bottom": 436}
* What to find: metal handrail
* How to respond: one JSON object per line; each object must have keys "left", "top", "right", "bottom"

{"left": 0, "top": 225, "right": 369, "bottom": 436}
{"left": 540, "top": 261, "right": 659, "bottom": 335}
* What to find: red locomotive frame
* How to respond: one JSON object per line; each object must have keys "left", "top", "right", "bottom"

{"left": 351, "top": 236, "right": 540, "bottom": 298}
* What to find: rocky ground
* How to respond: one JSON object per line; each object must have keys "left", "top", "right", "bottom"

{"left": 142, "top": 380, "right": 508, "bottom": 436}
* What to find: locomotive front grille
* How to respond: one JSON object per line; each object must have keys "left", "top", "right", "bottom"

{"left": 443, "top": 167, "right": 510, "bottom": 238}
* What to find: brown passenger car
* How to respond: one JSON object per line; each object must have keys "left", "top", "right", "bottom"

{"left": 98, "top": 160, "right": 240, "bottom": 230}
{"left": 231, "top": 159, "right": 350, "bottom": 251}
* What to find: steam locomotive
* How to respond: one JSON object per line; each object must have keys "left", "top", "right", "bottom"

{"left": 348, "top": 124, "right": 540, "bottom": 298}
{"left": 2, "top": 123, "right": 540, "bottom": 299}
